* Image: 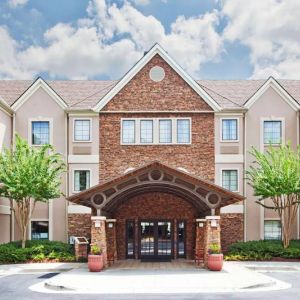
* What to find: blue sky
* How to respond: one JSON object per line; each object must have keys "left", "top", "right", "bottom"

{"left": 0, "top": 0, "right": 299, "bottom": 80}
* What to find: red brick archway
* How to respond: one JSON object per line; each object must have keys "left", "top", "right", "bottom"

{"left": 113, "top": 192, "right": 199, "bottom": 260}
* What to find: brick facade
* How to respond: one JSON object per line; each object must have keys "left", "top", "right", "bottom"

{"left": 103, "top": 54, "right": 213, "bottom": 112}
{"left": 68, "top": 213, "right": 91, "bottom": 240}
{"left": 99, "top": 54, "right": 215, "bottom": 182}
{"left": 112, "top": 192, "right": 199, "bottom": 260}
{"left": 220, "top": 213, "right": 244, "bottom": 252}
{"left": 99, "top": 113, "right": 214, "bottom": 182}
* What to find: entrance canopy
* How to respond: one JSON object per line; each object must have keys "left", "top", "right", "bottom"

{"left": 68, "top": 161, "right": 244, "bottom": 216}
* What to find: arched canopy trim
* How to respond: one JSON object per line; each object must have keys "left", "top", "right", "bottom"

{"left": 67, "top": 161, "right": 244, "bottom": 216}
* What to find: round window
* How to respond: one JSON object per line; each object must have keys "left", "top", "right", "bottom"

{"left": 149, "top": 66, "right": 165, "bottom": 82}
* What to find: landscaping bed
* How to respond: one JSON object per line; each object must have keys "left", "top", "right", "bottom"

{"left": 225, "top": 240, "right": 300, "bottom": 261}
{"left": 0, "top": 240, "right": 76, "bottom": 264}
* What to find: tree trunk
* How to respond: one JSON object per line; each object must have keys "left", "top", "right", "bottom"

{"left": 21, "top": 224, "right": 27, "bottom": 249}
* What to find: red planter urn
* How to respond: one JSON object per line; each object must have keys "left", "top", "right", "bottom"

{"left": 88, "top": 254, "right": 104, "bottom": 272}
{"left": 207, "top": 254, "right": 223, "bottom": 271}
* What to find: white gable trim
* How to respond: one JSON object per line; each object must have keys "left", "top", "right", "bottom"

{"left": 93, "top": 44, "right": 221, "bottom": 112}
{"left": 11, "top": 78, "right": 68, "bottom": 111}
{"left": 0, "top": 96, "right": 13, "bottom": 116}
{"left": 244, "top": 77, "right": 300, "bottom": 111}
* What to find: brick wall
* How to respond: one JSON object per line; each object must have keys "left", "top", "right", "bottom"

{"left": 99, "top": 54, "right": 215, "bottom": 182}
{"left": 99, "top": 113, "right": 214, "bottom": 182}
{"left": 103, "top": 54, "right": 213, "bottom": 112}
{"left": 68, "top": 213, "right": 91, "bottom": 240}
{"left": 112, "top": 192, "right": 199, "bottom": 260}
{"left": 220, "top": 213, "right": 244, "bottom": 252}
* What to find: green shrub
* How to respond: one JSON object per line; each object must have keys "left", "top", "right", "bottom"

{"left": 0, "top": 240, "right": 75, "bottom": 264}
{"left": 225, "top": 240, "right": 300, "bottom": 261}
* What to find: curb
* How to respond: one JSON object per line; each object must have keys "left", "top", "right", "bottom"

{"left": 43, "top": 279, "right": 280, "bottom": 294}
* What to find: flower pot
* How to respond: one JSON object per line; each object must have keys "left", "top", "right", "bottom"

{"left": 207, "top": 253, "right": 223, "bottom": 271}
{"left": 88, "top": 254, "right": 104, "bottom": 272}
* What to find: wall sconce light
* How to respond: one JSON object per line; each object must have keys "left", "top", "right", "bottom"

{"left": 108, "top": 223, "right": 114, "bottom": 228}
{"left": 95, "top": 220, "right": 101, "bottom": 228}
{"left": 211, "top": 219, "right": 218, "bottom": 227}
{"left": 198, "top": 222, "right": 204, "bottom": 228}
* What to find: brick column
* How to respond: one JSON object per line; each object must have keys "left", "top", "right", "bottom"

{"left": 105, "top": 219, "right": 117, "bottom": 264}
{"left": 91, "top": 216, "right": 108, "bottom": 267}
{"left": 195, "top": 219, "right": 206, "bottom": 252}
{"left": 204, "top": 216, "right": 221, "bottom": 267}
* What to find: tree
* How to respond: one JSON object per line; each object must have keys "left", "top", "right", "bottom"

{"left": 247, "top": 144, "right": 300, "bottom": 248}
{"left": 0, "top": 135, "right": 65, "bottom": 248}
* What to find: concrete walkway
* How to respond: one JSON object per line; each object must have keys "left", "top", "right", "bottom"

{"left": 29, "top": 261, "right": 290, "bottom": 294}
{"left": 0, "top": 262, "right": 84, "bottom": 277}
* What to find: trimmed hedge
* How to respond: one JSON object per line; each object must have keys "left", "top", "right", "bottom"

{"left": 225, "top": 240, "right": 300, "bottom": 261}
{"left": 0, "top": 240, "right": 76, "bottom": 264}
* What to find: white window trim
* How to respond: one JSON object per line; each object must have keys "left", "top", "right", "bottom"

{"left": 220, "top": 168, "right": 239, "bottom": 193}
{"left": 28, "top": 117, "right": 53, "bottom": 146}
{"left": 72, "top": 168, "right": 92, "bottom": 194}
{"left": 260, "top": 117, "right": 285, "bottom": 151}
{"left": 264, "top": 219, "right": 282, "bottom": 240}
{"left": 140, "top": 119, "right": 154, "bottom": 144}
{"left": 220, "top": 117, "right": 239, "bottom": 143}
{"left": 120, "top": 117, "right": 192, "bottom": 145}
{"left": 121, "top": 119, "right": 136, "bottom": 145}
{"left": 28, "top": 218, "right": 49, "bottom": 240}
{"left": 73, "top": 118, "right": 93, "bottom": 143}
{"left": 159, "top": 119, "right": 173, "bottom": 144}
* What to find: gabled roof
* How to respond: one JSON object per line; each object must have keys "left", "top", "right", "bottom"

{"left": 11, "top": 78, "right": 68, "bottom": 111}
{"left": 244, "top": 77, "right": 300, "bottom": 110}
{"left": 93, "top": 44, "right": 222, "bottom": 112}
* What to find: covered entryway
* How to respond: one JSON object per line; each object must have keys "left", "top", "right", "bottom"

{"left": 68, "top": 161, "right": 244, "bottom": 267}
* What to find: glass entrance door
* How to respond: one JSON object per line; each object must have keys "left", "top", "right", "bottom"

{"left": 140, "top": 221, "right": 155, "bottom": 257}
{"left": 139, "top": 220, "right": 172, "bottom": 259}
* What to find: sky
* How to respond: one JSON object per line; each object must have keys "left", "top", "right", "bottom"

{"left": 0, "top": 0, "right": 300, "bottom": 80}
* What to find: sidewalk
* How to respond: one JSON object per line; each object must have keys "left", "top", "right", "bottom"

{"left": 0, "top": 262, "right": 84, "bottom": 277}
{"left": 30, "top": 261, "right": 291, "bottom": 294}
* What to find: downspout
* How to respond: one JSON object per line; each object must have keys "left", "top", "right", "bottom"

{"left": 65, "top": 112, "right": 69, "bottom": 242}
{"left": 243, "top": 111, "right": 247, "bottom": 242}
{"left": 297, "top": 110, "right": 299, "bottom": 239}
{"left": 10, "top": 112, "right": 16, "bottom": 242}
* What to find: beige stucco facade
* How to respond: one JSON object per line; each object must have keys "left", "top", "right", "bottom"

{"left": 244, "top": 86, "right": 299, "bottom": 241}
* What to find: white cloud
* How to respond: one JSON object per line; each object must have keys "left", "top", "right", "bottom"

{"left": 221, "top": 0, "right": 300, "bottom": 78}
{"left": 0, "top": 0, "right": 223, "bottom": 79}
{"left": 130, "top": 0, "right": 150, "bottom": 6}
{"left": 8, "top": 0, "right": 28, "bottom": 8}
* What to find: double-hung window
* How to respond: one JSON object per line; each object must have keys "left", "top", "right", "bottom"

{"left": 263, "top": 120, "right": 282, "bottom": 144}
{"left": 122, "top": 120, "right": 135, "bottom": 144}
{"left": 32, "top": 121, "right": 50, "bottom": 145}
{"left": 74, "top": 119, "right": 91, "bottom": 142}
{"left": 177, "top": 119, "right": 190, "bottom": 144}
{"left": 31, "top": 220, "right": 49, "bottom": 240}
{"left": 222, "top": 119, "right": 238, "bottom": 141}
{"left": 159, "top": 120, "right": 172, "bottom": 143}
{"left": 140, "top": 120, "right": 153, "bottom": 144}
{"left": 222, "top": 170, "right": 238, "bottom": 192}
{"left": 74, "top": 170, "right": 90, "bottom": 192}
{"left": 264, "top": 220, "right": 281, "bottom": 240}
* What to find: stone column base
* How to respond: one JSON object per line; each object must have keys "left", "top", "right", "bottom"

{"left": 91, "top": 216, "right": 108, "bottom": 267}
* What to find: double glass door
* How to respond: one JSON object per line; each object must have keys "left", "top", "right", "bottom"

{"left": 139, "top": 220, "right": 172, "bottom": 259}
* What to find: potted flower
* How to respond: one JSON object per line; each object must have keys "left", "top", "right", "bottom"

{"left": 207, "top": 243, "right": 223, "bottom": 271}
{"left": 88, "top": 245, "right": 103, "bottom": 272}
